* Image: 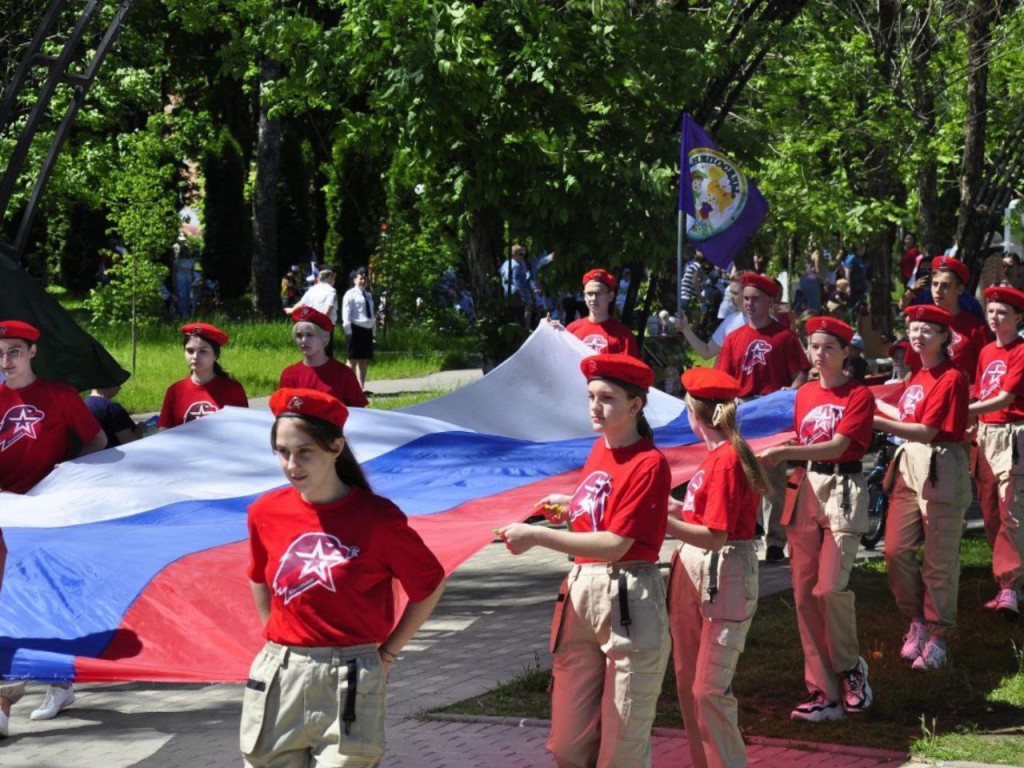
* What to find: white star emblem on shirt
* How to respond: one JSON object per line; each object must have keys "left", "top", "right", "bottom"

{"left": 296, "top": 537, "right": 348, "bottom": 590}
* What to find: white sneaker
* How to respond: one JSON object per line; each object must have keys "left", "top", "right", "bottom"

{"left": 29, "top": 685, "right": 75, "bottom": 721}
{"left": 0, "top": 709, "right": 8, "bottom": 738}
{"left": 900, "top": 620, "right": 927, "bottom": 661}
{"left": 911, "top": 637, "right": 948, "bottom": 671}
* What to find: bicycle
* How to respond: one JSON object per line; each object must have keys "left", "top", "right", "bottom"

{"left": 861, "top": 437, "right": 890, "bottom": 550}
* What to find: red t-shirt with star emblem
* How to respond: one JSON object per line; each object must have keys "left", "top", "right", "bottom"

{"left": 793, "top": 378, "right": 874, "bottom": 463}
{"left": 566, "top": 317, "right": 640, "bottom": 358}
{"left": 905, "top": 310, "right": 990, "bottom": 383}
{"left": 975, "top": 338, "right": 1024, "bottom": 424}
{"left": 157, "top": 375, "right": 249, "bottom": 428}
{"left": 714, "top": 319, "right": 810, "bottom": 398}
{"left": 568, "top": 436, "right": 670, "bottom": 564}
{"left": 279, "top": 359, "right": 368, "bottom": 408}
{"left": 680, "top": 443, "right": 759, "bottom": 540}
{"left": 895, "top": 359, "right": 968, "bottom": 443}
{"left": 247, "top": 485, "right": 444, "bottom": 647}
{"left": 0, "top": 378, "right": 102, "bottom": 494}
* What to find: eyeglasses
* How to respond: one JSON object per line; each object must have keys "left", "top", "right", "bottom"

{"left": 0, "top": 348, "right": 25, "bottom": 361}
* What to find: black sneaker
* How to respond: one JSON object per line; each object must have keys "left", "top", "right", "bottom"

{"left": 790, "top": 690, "right": 843, "bottom": 722}
{"left": 841, "top": 657, "right": 873, "bottom": 713}
{"left": 765, "top": 545, "right": 786, "bottom": 563}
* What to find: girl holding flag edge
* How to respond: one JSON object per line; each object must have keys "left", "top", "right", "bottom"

{"left": 499, "top": 353, "right": 671, "bottom": 768}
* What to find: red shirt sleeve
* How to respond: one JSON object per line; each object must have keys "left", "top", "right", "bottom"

{"left": 835, "top": 385, "right": 874, "bottom": 455}
{"left": 714, "top": 332, "right": 736, "bottom": 374}
{"left": 917, "top": 369, "right": 968, "bottom": 435}
{"left": 157, "top": 384, "right": 176, "bottom": 428}
{"left": 226, "top": 379, "right": 249, "bottom": 408}
{"left": 784, "top": 331, "right": 812, "bottom": 378}
{"left": 376, "top": 515, "right": 445, "bottom": 602}
{"left": 624, "top": 331, "right": 640, "bottom": 359}
{"left": 65, "top": 390, "right": 102, "bottom": 444}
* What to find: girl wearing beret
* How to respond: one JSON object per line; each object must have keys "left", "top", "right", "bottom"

{"left": 759, "top": 318, "right": 875, "bottom": 722}
{"left": 241, "top": 388, "right": 445, "bottom": 767}
{"left": 158, "top": 323, "right": 248, "bottom": 429}
{"left": 499, "top": 353, "right": 670, "bottom": 768}
{"left": 874, "top": 305, "right": 971, "bottom": 670}
{"left": 667, "top": 367, "right": 768, "bottom": 768}
{"left": 969, "top": 286, "right": 1024, "bottom": 618}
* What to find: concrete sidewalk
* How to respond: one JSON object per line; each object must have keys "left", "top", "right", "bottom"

{"left": 1, "top": 540, "right": 916, "bottom": 768}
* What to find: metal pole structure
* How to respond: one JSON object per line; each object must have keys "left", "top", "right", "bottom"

{"left": 676, "top": 209, "right": 685, "bottom": 317}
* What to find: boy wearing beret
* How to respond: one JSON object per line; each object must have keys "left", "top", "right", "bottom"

{"left": 0, "top": 320, "right": 107, "bottom": 737}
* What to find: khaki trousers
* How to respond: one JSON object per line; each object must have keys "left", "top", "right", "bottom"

{"left": 0, "top": 680, "right": 26, "bottom": 704}
{"left": 884, "top": 442, "right": 971, "bottom": 639}
{"left": 761, "top": 462, "right": 789, "bottom": 550}
{"left": 240, "top": 642, "right": 386, "bottom": 768}
{"left": 975, "top": 423, "right": 1024, "bottom": 589}
{"left": 668, "top": 542, "right": 758, "bottom": 768}
{"left": 548, "top": 562, "right": 670, "bottom": 768}
{"left": 787, "top": 470, "right": 867, "bottom": 701}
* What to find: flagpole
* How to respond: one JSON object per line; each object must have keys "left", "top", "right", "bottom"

{"left": 676, "top": 210, "right": 684, "bottom": 318}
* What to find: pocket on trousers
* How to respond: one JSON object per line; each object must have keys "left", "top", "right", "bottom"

{"left": 823, "top": 476, "right": 868, "bottom": 535}
{"left": 338, "top": 654, "right": 386, "bottom": 759}
{"left": 239, "top": 647, "right": 282, "bottom": 755}
{"left": 701, "top": 556, "right": 756, "bottom": 624}
{"left": 920, "top": 448, "right": 968, "bottom": 503}
{"left": 1012, "top": 431, "right": 1024, "bottom": 478}
{"left": 608, "top": 574, "right": 666, "bottom": 654}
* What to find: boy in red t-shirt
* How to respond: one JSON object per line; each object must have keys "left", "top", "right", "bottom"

{"left": 0, "top": 319, "right": 107, "bottom": 737}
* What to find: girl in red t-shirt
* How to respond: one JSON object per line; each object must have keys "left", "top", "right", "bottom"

{"left": 874, "top": 305, "right": 970, "bottom": 671}
{"left": 666, "top": 367, "right": 767, "bottom": 768}
{"left": 759, "top": 317, "right": 875, "bottom": 722}
{"left": 241, "top": 388, "right": 445, "bottom": 767}
{"left": 499, "top": 354, "right": 670, "bottom": 768}
{"left": 969, "top": 286, "right": 1024, "bottom": 618}
{"left": 158, "top": 323, "right": 248, "bottom": 429}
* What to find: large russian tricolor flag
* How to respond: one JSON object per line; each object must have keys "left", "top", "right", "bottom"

{"left": 0, "top": 325, "right": 794, "bottom": 683}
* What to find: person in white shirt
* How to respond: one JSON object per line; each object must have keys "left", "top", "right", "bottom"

{"left": 342, "top": 267, "right": 376, "bottom": 388}
{"left": 286, "top": 268, "right": 339, "bottom": 357}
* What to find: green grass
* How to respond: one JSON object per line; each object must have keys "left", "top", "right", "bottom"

{"left": 436, "top": 531, "right": 1024, "bottom": 761}
{"left": 81, "top": 317, "right": 477, "bottom": 414}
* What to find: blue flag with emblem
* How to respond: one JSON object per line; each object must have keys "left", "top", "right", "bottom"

{"left": 678, "top": 113, "right": 769, "bottom": 269}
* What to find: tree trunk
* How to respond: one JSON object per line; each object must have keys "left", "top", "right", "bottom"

{"left": 251, "top": 57, "right": 282, "bottom": 317}
{"left": 464, "top": 204, "right": 504, "bottom": 312}
{"left": 955, "top": 0, "right": 995, "bottom": 279}
{"left": 911, "top": 7, "right": 939, "bottom": 255}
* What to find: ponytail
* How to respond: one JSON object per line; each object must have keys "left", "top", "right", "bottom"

{"left": 685, "top": 394, "right": 770, "bottom": 497}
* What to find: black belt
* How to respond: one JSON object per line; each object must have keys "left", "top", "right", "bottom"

{"left": 617, "top": 573, "right": 632, "bottom": 637}
{"left": 809, "top": 461, "right": 862, "bottom": 475}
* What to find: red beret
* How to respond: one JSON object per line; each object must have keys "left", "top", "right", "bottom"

{"left": 269, "top": 387, "right": 349, "bottom": 430}
{"left": 681, "top": 367, "right": 741, "bottom": 401}
{"left": 740, "top": 272, "right": 781, "bottom": 299}
{"left": 0, "top": 320, "right": 40, "bottom": 343}
{"left": 181, "top": 322, "right": 229, "bottom": 347}
{"left": 805, "top": 316, "right": 854, "bottom": 344}
{"left": 931, "top": 255, "right": 969, "bottom": 285}
{"left": 291, "top": 306, "right": 334, "bottom": 333}
{"left": 580, "top": 353, "right": 653, "bottom": 390}
{"left": 581, "top": 269, "right": 616, "bottom": 291}
{"left": 889, "top": 340, "right": 910, "bottom": 357}
{"left": 904, "top": 304, "right": 953, "bottom": 328}
{"left": 984, "top": 285, "right": 1024, "bottom": 311}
